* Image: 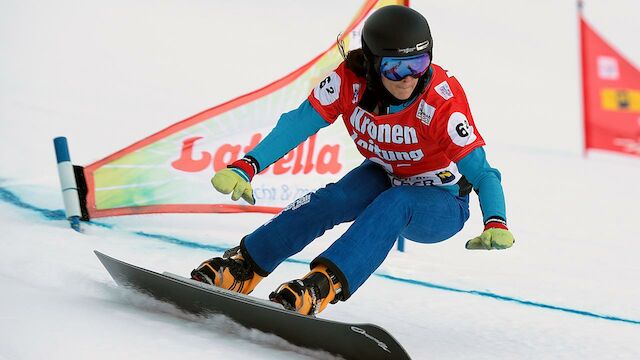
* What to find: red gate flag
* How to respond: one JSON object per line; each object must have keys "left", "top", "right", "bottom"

{"left": 580, "top": 16, "right": 640, "bottom": 156}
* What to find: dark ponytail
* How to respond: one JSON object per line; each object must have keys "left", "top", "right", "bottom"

{"left": 344, "top": 48, "right": 368, "bottom": 77}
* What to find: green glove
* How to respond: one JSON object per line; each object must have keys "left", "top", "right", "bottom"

{"left": 211, "top": 158, "right": 257, "bottom": 205}
{"left": 466, "top": 227, "right": 515, "bottom": 250}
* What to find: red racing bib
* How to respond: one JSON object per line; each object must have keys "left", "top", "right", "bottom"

{"left": 308, "top": 62, "right": 485, "bottom": 187}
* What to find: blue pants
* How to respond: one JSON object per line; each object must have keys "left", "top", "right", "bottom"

{"left": 243, "top": 160, "right": 470, "bottom": 299}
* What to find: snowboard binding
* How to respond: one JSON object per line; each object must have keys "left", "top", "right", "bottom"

{"left": 269, "top": 265, "right": 342, "bottom": 316}
{"left": 191, "top": 246, "right": 263, "bottom": 295}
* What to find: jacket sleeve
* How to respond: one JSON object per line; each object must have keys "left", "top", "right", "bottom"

{"left": 246, "top": 99, "right": 330, "bottom": 171}
{"left": 456, "top": 147, "right": 507, "bottom": 224}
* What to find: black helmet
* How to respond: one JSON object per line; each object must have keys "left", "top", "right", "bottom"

{"left": 362, "top": 5, "right": 433, "bottom": 63}
{"left": 357, "top": 5, "right": 433, "bottom": 108}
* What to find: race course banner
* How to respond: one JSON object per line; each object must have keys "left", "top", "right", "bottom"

{"left": 82, "top": 0, "right": 407, "bottom": 218}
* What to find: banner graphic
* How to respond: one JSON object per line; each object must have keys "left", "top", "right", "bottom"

{"left": 84, "top": 0, "right": 408, "bottom": 218}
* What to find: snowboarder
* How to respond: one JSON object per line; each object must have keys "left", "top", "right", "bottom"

{"left": 191, "top": 5, "right": 515, "bottom": 316}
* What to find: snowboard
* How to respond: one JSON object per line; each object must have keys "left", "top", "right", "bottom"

{"left": 95, "top": 251, "right": 411, "bottom": 360}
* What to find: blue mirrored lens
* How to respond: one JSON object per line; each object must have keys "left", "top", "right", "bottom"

{"left": 380, "top": 54, "right": 431, "bottom": 81}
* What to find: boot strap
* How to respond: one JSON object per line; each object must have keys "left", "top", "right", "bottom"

{"left": 222, "top": 246, "right": 241, "bottom": 259}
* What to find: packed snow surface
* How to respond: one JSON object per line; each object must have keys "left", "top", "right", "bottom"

{"left": 1, "top": 1, "right": 638, "bottom": 359}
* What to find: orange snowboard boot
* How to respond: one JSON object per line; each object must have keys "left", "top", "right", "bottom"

{"left": 191, "top": 246, "right": 263, "bottom": 295}
{"left": 269, "top": 264, "right": 342, "bottom": 315}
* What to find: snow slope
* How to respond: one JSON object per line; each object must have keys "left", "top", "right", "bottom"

{"left": 1, "top": 1, "right": 639, "bottom": 359}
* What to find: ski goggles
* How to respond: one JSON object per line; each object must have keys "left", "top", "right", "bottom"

{"left": 379, "top": 53, "right": 431, "bottom": 81}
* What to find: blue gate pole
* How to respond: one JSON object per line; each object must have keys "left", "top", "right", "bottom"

{"left": 396, "top": 236, "right": 405, "bottom": 252}
{"left": 53, "top": 137, "right": 82, "bottom": 232}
